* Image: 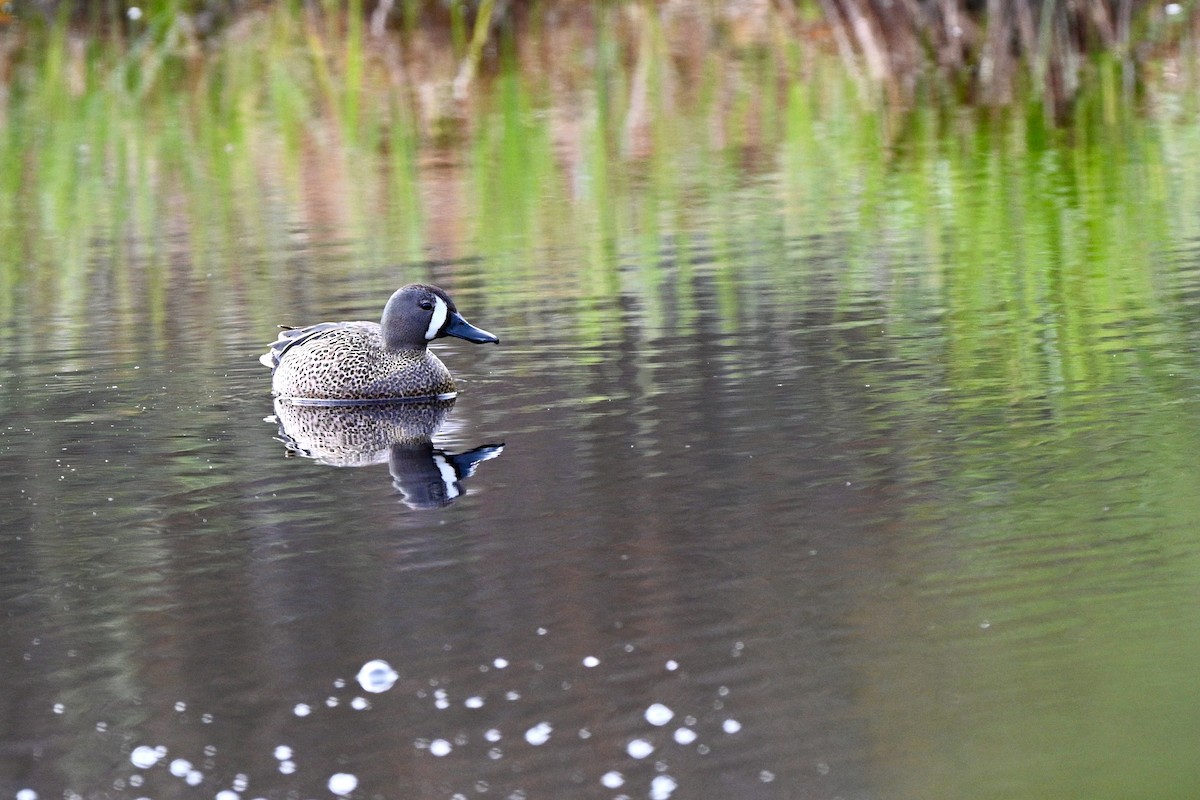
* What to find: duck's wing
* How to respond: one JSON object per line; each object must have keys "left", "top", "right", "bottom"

{"left": 258, "top": 321, "right": 373, "bottom": 372}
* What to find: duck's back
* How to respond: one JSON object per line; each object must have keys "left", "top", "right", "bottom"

{"left": 265, "top": 322, "right": 455, "bottom": 401}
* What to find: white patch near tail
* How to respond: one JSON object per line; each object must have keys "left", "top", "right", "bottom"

{"left": 424, "top": 297, "right": 449, "bottom": 340}
{"left": 432, "top": 454, "right": 461, "bottom": 500}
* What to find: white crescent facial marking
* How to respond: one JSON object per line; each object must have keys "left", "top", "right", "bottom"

{"left": 424, "top": 296, "right": 449, "bottom": 341}
{"left": 433, "top": 454, "right": 461, "bottom": 500}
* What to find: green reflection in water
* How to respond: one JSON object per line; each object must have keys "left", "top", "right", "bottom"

{"left": 4, "top": 7, "right": 1200, "bottom": 798}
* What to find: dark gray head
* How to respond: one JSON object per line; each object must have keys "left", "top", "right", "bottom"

{"left": 380, "top": 284, "right": 500, "bottom": 352}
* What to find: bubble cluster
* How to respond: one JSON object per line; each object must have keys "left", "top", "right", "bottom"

{"left": 29, "top": 635, "right": 771, "bottom": 800}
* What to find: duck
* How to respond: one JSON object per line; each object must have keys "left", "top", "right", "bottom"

{"left": 260, "top": 283, "right": 499, "bottom": 404}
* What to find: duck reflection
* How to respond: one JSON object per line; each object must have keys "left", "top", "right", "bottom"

{"left": 270, "top": 397, "right": 503, "bottom": 509}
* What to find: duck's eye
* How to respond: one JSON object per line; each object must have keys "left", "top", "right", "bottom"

{"left": 419, "top": 299, "right": 434, "bottom": 311}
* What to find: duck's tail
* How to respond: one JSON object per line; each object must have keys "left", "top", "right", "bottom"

{"left": 258, "top": 323, "right": 342, "bottom": 372}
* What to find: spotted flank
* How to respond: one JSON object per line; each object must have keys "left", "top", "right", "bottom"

{"left": 259, "top": 322, "right": 366, "bottom": 372}
{"left": 260, "top": 284, "right": 499, "bottom": 403}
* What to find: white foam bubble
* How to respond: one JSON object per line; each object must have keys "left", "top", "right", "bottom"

{"left": 429, "top": 739, "right": 452, "bottom": 757}
{"left": 350, "top": 697, "right": 369, "bottom": 710}
{"left": 130, "top": 746, "right": 161, "bottom": 769}
{"left": 524, "top": 722, "right": 552, "bottom": 746}
{"left": 465, "top": 696, "right": 484, "bottom": 708}
{"left": 722, "top": 719, "right": 742, "bottom": 734}
{"left": 484, "top": 729, "right": 502, "bottom": 742}
{"left": 273, "top": 746, "right": 292, "bottom": 761}
{"left": 168, "top": 759, "right": 192, "bottom": 777}
{"left": 328, "top": 773, "right": 358, "bottom": 796}
{"left": 278, "top": 761, "right": 296, "bottom": 775}
{"left": 185, "top": 769, "right": 203, "bottom": 786}
{"left": 665, "top": 660, "right": 679, "bottom": 671}
{"left": 626, "top": 739, "right": 654, "bottom": 759}
{"left": 673, "top": 727, "right": 697, "bottom": 745}
{"left": 645, "top": 703, "right": 674, "bottom": 726}
{"left": 356, "top": 660, "right": 399, "bottom": 693}
{"left": 650, "top": 774, "right": 678, "bottom": 799}
{"left": 215, "top": 791, "right": 239, "bottom": 800}
{"left": 600, "top": 771, "right": 624, "bottom": 789}
{"left": 293, "top": 703, "right": 311, "bottom": 717}
{"left": 493, "top": 658, "right": 509, "bottom": 669}
{"left": 16, "top": 789, "right": 37, "bottom": 800}
{"left": 582, "top": 656, "right": 600, "bottom": 668}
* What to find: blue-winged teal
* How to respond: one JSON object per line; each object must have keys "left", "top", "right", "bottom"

{"left": 260, "top": 284, "right": 499, "bottom": 403}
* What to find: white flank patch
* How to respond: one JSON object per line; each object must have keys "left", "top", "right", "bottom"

{"left": 424, "top": 296, "right": 449, "bottom": 340}
{"left": 433, "top": 454, "right": 461, "bottom": 500}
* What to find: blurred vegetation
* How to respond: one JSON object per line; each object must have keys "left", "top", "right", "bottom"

{"left": 0, "top": 0, "right": 1197, "bottom": 395}
{"left": 6, "top": 1, "right": 1199, "bottom": 108}
{"left": 2, "top": 12, "right": 1200, "bottom": 800}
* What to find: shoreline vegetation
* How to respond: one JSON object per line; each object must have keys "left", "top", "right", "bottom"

{"left": 3, "top": 1, "right": 1198, "bottom": 126}
{"left": 0, "top": 1, "right": 1197, "bottom": 335}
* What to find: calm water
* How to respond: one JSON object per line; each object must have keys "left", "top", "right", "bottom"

{"left": 4, "top": 110, "right": 1200, "bottom": 800}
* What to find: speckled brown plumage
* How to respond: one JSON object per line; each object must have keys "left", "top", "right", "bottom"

{"left": 273, "top": 397, "right": 455, "bottom": 465}
{"left": 267, "top": 323, "right": 456, "bottom": 400}
{"left": 260, "top": 284, "right": 499, "bottom": 402}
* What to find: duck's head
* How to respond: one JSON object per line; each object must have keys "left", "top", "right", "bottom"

{"left": 381, "top": 284, "right": 500, "bottom": 351}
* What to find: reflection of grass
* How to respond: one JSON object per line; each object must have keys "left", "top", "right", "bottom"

{"left": 0, "top": 4, "right": 1198, "bottom": 403}
{"left": 5, "top": 17, "right": 1199, "bottom": 795}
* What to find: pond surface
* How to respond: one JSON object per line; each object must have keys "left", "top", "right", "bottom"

{"left": 4, "top": 89, "right": 1200, "bottom": 800}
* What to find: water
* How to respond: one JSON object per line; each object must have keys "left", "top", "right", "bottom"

{"left": 5, "top": 80, "right": 1200, "bottom": 800}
